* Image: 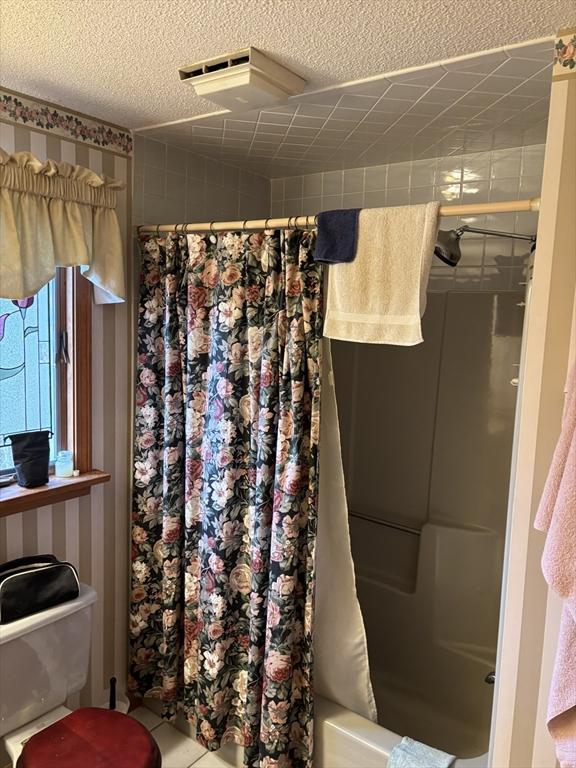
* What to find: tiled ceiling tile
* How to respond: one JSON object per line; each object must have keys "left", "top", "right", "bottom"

{"left": 493, "top": 57, "right": 551, "bottom": 78}
{"left": 511, "top": 78, "right": 553, "bottom": 98}
{"left": 296, "top": 89, "right": 345, "bottom": 106}
{"left": 532, "top": 63, "right": 553, "bottom": 81}
{"left": 443, "top": 51, "right": 508, "bottom": 73}
{"left": 225, "top": 120, "right": 255, "bottom": 131}
{"left": 371, "top": 98, "right": 414, "bottom": 113}
{"left": 407, "top": 100, "right": 447, "bottom": 116}
{"left": 456, "top": 91, "right": 501, "bottom": 107}
{"left": 291, "top": 114, "right": 326, "bottom": 127}
{"left": 436, "top": 71, "right": 488, "bottom": 90}
{"left": 384, "top": 83, "right": 430, "bottom": 100}
{"left": 392, "top": 66, "right": 446, "bottom": 85}
{"left": 137, "top": 40, "right": 553, "bottom": 178}
{"left": 420, "top": 87, "right": 467, "bottom": 104}
{"left": 505, "top": 41, "right": 554, "bottom": 60}
{"left": 293, "top": 105, "right": 331, "bottom": 119}
{"left": 338, "top": 94, "right": 380, "bottom": 109}
{"left": 259, "top": 112, "right": 293, "bottom": 125}
{"left": 343, "top": 79, "right": 392, "bottom": 97}
{"left": 474, "top": 75, "right": 524, "bottom": 93}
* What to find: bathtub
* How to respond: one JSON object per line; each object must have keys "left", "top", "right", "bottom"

{"left": 315, "top": 697, "right": 488, "bottom": 768}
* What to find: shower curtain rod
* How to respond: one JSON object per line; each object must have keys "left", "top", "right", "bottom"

{"left": 136, "top": 197, "right": 541, "bottom": 235}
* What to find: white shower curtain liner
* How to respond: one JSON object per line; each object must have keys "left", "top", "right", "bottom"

{"left": 314, "top": 338, "right": 377, "bottom": 722}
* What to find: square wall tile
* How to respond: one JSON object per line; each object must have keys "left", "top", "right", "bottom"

{"left": 409, "top": 186, "right": 434, "bottom": 204}
{"left": 489, "top": 178, "right": 520, "bottom": 201}
{"left": 519, "top": 175, "right": 542, "bottom": 198}
{"left": 483, "top": 238, "right": 514, "bottom": 264}
{"left": 133, "top": 134, "right": 146, "bottom": 159}
{"left": 410, "top": 159, "right": 436, "bottom": 187}
{"left": 386, "top": 188, "right": 410, "bottom": 206}
{"left": 320, "top": 194, "right": 343, "bottom": 211}
{"left": 521, "top": 144, "right": 545, "bottom": 177}
{"left": 187, "top": 153, "right": 206, "bottom": 182}
{"left": 144, "top": 164, "right": 166, "bottom": 197}
{"left": 271, "top": 178, "right": 284, "bottom": 201}
{"left": 428, "top": 269, "right": 456, "bottom": 291}
{"left": 364, "top": 189, "right": 387, "bottom": 208}
{"left": 303, "top": 173, "right": 323, "bottom": 197}
{"left": 387, "top": 162, "right": 411, "bottom": 188}
{"left": 481, "top": 267, "right": 514, "bottom": 290}
{"left": 343, "top": 168, "right": 365, "bottom": 193}
{"left": 455, "top": 267, "right": 483, "bottom": 289}
{"left": 457, "top": 238, "right": 485, "bottom": 266}
{"left": 284, "top": 176, "right": 303, "bottom": 200}
{"left": 461, "top": 152, "right": 491, "bottom": 181}
{"left": 144, "top": 138, "right": 167, "bottom": 168}
{"left": 490, "top": 147, "right": 522, "bottom": 179}
{"left": 166, "top": 171, "right": 186, "bottom": 202}
{"left": 461, "top": 181, "right": 490, "bottom": 202}
{"left": 365, "top": 165, "right": 388, "bottom": 191}
{"left": 515, "top": 211, "right": 539, "bottom": 234}
{"left": 435, "top": 183, "right": 462, "bottom": 204}
{"left": 436, "top": 156, "right": 463, "bottom": 184}
{"left": 303, "top": 195, "right": 322, "bottom": 214}
{"left": 167, "top": 144, "right": 187, "bottom": 175}
{"left": 342, "top": 191, "right": 364, "bottom": 208}
{"left": 322, "top": 171, "right": 343, "bottom": 196}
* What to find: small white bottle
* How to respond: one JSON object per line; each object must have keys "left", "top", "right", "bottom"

{"left": 55, "top": 450, "right": 74, "bottom": 478}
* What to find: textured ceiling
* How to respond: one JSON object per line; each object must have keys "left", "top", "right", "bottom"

{"left": 143, "top": 41, "right": 553, "bottom": 177}
{"left": 0, "top": 0, "right": 572, "bottom": 128}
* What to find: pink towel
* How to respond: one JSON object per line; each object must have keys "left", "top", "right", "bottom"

{"left": 535, "top": 363, "right": 576, "bottom": 768}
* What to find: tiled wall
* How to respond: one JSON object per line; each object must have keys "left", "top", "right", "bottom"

{"left": 271, "top": 144, "right": 545, "bottom": 291}
{"left": 133, "top": 136, "right": 270, "bottom": 225}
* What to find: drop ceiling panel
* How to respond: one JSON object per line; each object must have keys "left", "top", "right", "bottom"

{"left": 142, "top": 41, "right": 553, "bottom": 178}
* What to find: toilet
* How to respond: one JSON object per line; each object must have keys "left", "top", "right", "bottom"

{"left": 0, "top": 584, "right": 161, "bottom": 767}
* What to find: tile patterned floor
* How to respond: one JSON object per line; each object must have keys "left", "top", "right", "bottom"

{"left": 129, "top": 707, "right": 239, "bottom": 768}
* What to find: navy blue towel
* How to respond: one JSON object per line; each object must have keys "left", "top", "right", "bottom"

{"left": 314, "top": 208, "right": 360, "bottom": 264}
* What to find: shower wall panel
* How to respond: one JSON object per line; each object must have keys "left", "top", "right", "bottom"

{"left": 331, "top": 289, "right": 524, "bottom": 756}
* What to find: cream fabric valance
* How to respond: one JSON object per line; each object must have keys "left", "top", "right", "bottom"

{"left": 0, "top": 148, "right": 126, "bottom": 304}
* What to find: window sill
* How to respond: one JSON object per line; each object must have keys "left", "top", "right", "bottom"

{"left": 0, "top": 470, "right": 111, "bottom": 517}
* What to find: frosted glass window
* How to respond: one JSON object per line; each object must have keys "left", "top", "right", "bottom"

{"left": 0, "top": 282, "right": 58, "bottom": 471}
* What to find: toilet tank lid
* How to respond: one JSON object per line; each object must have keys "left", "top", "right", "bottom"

{"left": 0, "top": 584, "right": 96, "bottom": 645}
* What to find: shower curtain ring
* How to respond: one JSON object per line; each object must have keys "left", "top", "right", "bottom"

{"left": 209, "top": 221, "right": 217, "bottom": 238}
{"left": 264, "top": 218, "right": 271, "bottom": 230}
{"left": 155, "top": 224, "right": 161, "bottom": 238}
{"left": 242, "top": 219, "right": 249, "bottom": 232}
{"left": 183, "top": 223, "right": 189, "bottom": 234}
{"left": 287, "top": 216, "right": 293, "bottom": 230}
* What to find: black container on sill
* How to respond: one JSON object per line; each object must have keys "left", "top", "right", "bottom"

{"left": 5, "top": 430, "right": 51, "bottom": 488}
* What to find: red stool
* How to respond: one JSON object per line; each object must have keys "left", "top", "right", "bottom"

{"left": 16, "top": 707, "right": 162, "bottom": 768}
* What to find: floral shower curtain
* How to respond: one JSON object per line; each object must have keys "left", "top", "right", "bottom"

{"left": 129, "top": 229, "right": 323, "bottom": 768}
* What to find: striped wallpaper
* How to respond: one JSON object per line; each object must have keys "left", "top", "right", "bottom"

{"left": 0, "top": 98, "right": 270, "bottom": 765}
{"left": 0, "top": 114, "right": 133, "bottom": 732}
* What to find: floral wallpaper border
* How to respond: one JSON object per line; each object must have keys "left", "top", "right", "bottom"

{"left": 0, "top": 89, "right": 132, "bottom": 156}
{"left": 552, "top": 27, "right": 576, "bottom": 81}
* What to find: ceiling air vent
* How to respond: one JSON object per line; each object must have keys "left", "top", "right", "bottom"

{"left": 178, "top": 47, "right": 306, "bottom": 111}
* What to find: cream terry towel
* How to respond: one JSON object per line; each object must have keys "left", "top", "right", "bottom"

{"left": 534, "top": 363, "right": 576, "bottom": 768}
{"left": 323, "top": 202, "right": 440, "bottom": 345}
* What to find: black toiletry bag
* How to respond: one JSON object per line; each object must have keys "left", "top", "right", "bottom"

{"left": 0, "top": 554, "right": 80, "bottom": 624}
